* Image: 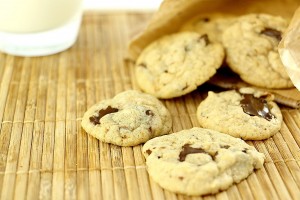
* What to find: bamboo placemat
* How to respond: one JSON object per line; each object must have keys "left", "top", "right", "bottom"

{"left": 0, "top": 12, "right": 300, "bottom": 200}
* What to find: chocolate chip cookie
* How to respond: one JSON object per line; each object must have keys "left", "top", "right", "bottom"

{"left": 197, "top": 88, "right": 282, "bottom": 140}
{"left": 81, "top": 90, "right": 172, "bottom": 146}
{"left": 135, "top": 31, "right": 225, "bottom": 99}
{"left": 142, "top": 127, "right": 265, "bottom": 196}
{"left": 180, "top": 12, "right": 236, "bottom": 43}
{"left": 222, "top": 13, "right": 293, "bottom": 89}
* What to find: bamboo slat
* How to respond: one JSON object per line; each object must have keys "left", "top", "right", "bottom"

{"left": 0, "top": 11, "right": 299, "bottom": 200}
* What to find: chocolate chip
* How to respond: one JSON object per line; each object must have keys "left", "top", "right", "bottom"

{"left": 178, "top": 176, "right": 184, "bottom": 180}
{"left": 121, "top": 135, "right": 128, "bottom": 139}
{"left": 184, "top": 45, "right": 191, "bottom": 52}
{"left": 260, "top": 28, "right": 282, "bottom": 41}
{"left": 182, "top": 84, "right": 189, "bottom": 91}
{"left": 242, "top": 148, "right": 248, "bottom": 153}
{"left": 178, "top": 144, "right": 207, "bottom": 162}
{"left": 221, "top": 145, "right": 230, "bottom": 149}
{"left": 202, "top": 17, "right": 210, "bottom": 22}
{"left": 89, "top": 106, "right": 119, "bottom": 125}
{"left": 198, "top": 34, "right": 210, "bottom": 46}
{"left": 147, "top": 125, "right": 154, "bottom": 139}
{"left": 138, "top": 63, "right": 147, "bottom": 68}
{"left": 146, "top": 149, "right": 152, "bottom": 155}
{"left": 240, "top": 94, "right": 274, "bottom": 121}
{"left": 146, "top": 110, "right": 154, "bottom": 116}
{"left": 211, "top": 151, "right": 218, "bottom": 161}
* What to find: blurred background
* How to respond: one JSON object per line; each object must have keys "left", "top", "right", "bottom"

{"left": 84, "top": 0, "right": 163, "bottom": 11}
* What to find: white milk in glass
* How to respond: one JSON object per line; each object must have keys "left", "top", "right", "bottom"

{"left": 0, "top": 0, "right": 83, "bottom": 56}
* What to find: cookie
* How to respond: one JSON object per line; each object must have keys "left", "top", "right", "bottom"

{"left": 197, "top": 88, "right": 282, "bottom": 140}
{"left": 142, "top": 127, "right": 265, "bottom": 196}
{"left": 222, "top": 13, "right": 293, "bottom": 89}
{"left": 81, "top": 90, "right": 172, "bottom": 146}
{"left": 180, "top": 13, "right": 236, "bottom": 43}
{"left": 135, "top": 32, "right": 225, "bottom": 99}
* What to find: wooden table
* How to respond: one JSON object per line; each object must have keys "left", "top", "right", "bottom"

{"left": 0, "top": 12, "right": 300, "bottom": 200}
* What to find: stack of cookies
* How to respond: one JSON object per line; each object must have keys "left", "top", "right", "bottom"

{"left": 81, "top": 13, "right": 291, "bottom": 196}
{"left": 135, "top": 13, "right": 293, "bottom": 99}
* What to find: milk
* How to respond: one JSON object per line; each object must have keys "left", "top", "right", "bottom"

{"left": 0, "top": 0, "right": 83, "bottom": 56}
{"left": 0, "top": 0, "right": 83, "bottom": 33}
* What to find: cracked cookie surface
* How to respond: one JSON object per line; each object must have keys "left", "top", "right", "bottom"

{"left": 197, "top": 88, "right": 282, "bottom": 140}
{"left": 222, "top": 14, "right": 293, "bottom": 88}
{"left": 135, "top": 32, "right": 224, "bottom": 99}
{"left": 180, "top": 12, "right": 236, "bottom": 43}
{"left": 142, "top": 127, "right": 265, "bottom": 196}
{"left": 81, "top": 90, "right": 172, "bottom": 146}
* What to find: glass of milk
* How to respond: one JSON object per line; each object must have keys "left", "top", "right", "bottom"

{"left": 0, "top": 0, "right": 83, "bottom": 56}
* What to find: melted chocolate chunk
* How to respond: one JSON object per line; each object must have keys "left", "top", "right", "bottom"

{"left": 261, "top": 28, "right": 282, "bottom": 41}
{"left": 178, "top": 144, "right": 206, "bottom": 162}
{"left": 89, "top": 106, "right": 119, "bottom": 125}
{"left": 89, "top": 115, "right": 101, "bottom": 125}
{"left": 240, "top": 94, "right": 274, "bottom": 121}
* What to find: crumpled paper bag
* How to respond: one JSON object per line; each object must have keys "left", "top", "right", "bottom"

{"left": 279, "top": 6, "right": 300, "bottom": 91}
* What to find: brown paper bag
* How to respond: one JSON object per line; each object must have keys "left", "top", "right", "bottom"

{"left": 128, "top": 0, "right": 300, "bottom": 108}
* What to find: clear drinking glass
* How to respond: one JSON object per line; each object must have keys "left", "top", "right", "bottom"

{"left": 0, "top": 0, "right": 83, "bottom": 56}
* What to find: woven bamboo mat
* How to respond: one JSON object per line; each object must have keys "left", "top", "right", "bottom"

{"left": 0, "top": 12, "right": 300, "bottom": 200}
